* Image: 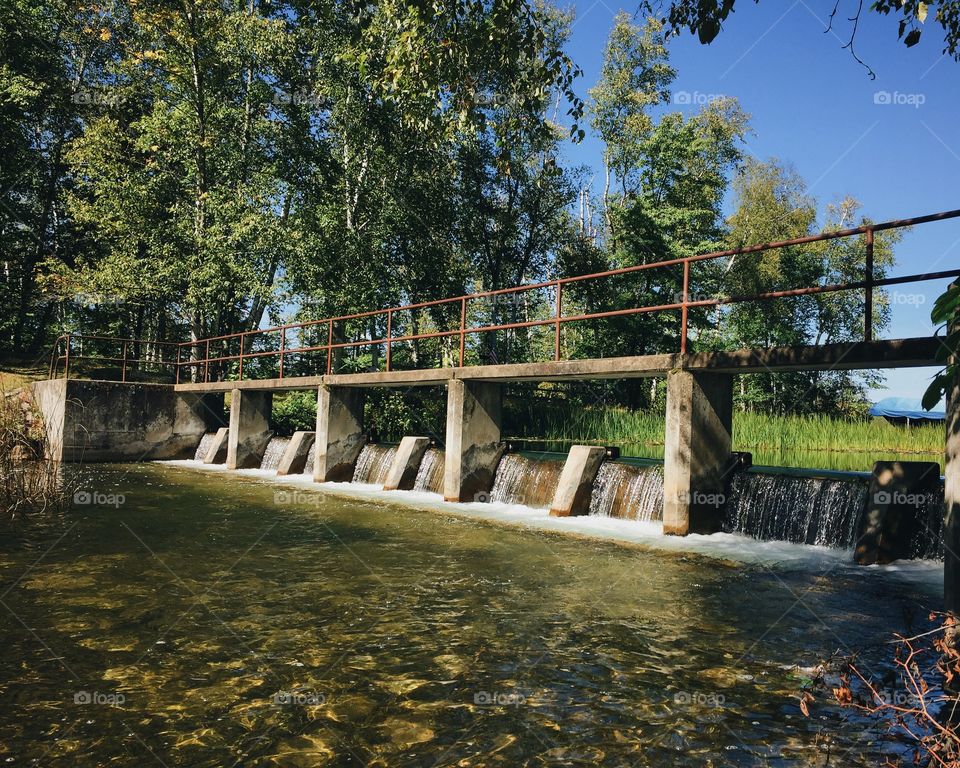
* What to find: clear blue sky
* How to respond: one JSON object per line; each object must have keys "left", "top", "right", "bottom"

{"left": 560, "top": 0, "right": 959, "bottom": 405}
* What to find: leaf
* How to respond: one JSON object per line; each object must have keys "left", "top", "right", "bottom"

{"left": 922, "top": 372, "right": 949, "bottom": 411}
{"left": 931, "top": 284, "right": 960, "bottom": 324}
{"left": 917, "top": 2, "right": 929, "bottom": 23}
{"left": 904, "top": 28, "right": 922, "bottom": 47}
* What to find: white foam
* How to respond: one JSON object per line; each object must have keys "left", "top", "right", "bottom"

{"left": 157, "top": 460, "right": 944, "bottom": 591}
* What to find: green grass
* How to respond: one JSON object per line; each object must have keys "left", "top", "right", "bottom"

{"left": 505, "top": 402, "right": 944, "bottom": 457}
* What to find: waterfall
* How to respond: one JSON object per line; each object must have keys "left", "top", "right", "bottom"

{"left": 302, "top": 448, "right": 315, "bottom": 476}
{"left": 908, "top": 484, "right": 945, "bottom": 560}
{"left": 413, "top": 448, "right": 445, "bottom": 494}
{"left": 352, "top": 444, "right": 398, "bottom": 485}
{"left": 194, "top": 432, "right": 217, "bottom": 462}
{"left": 489, "top": 454, "right": 564, "bottom": 508}
{"left": 259, "top": 437, "right": 290, "bottom": 471}
{"left": 589, "top": 462, "right": 664, "bottom": 522}
{"left": 722, "top": 473, "right": 869, "bottom": 548}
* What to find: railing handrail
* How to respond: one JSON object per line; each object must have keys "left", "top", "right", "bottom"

{"left": 48, "top": 206, "right": 960, "bottom": 383}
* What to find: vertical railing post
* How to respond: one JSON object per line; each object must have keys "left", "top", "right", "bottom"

{"left": 864, "top": 227, "right": 875, "bottom": 342}
{"left": 680, "top": 259, "right": 690, "bottom": 355}
{"left": 326, "top": 319, "right": 333, "bottom": 375}
{"left": 554, "top": 281, "right": 563, "bottom": 362}
{"left": 279, "top": 328, "right": 285, "bottom": 380}
{"left": 238, "top": 334, "right": 245, "bottom": 380}
{"left": 175, "top": 343, "right": 181, "bottom": 385}
{"left": 121, "top": 341, "right": 128, "bottom": 383}
{"left": 64, "top": 334, "right": 71, "bottom": 379}
{"left": 204, "top": 339, "right": 210, "bottom": 383}
{"left": 459, "top": 297, "right": 467, "bottom": 367}
{"left": 386, "top": 310, "right": 392, "bottom": 372}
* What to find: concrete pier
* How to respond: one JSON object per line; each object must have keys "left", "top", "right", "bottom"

{"left": 549, "top": 446, "right": 607, "bottom": 517}
{"left": 276, "top": 431, "right": 315, "bottom": 475}
{"left": 226, "top": 390, "right": 273, "bottom": 469}
{"left": 314, "top": 385, "right": 366, "bottom": 482}
{"left": 443, "top": 380, "right": 505, "bottom": 502}
{"left": 663, "top": 371, "right": 733, "bottom": 535}
{"left": 384, "top": 436, "right": 431, "bottom": 491}
{"left": 203, "top": 427, "right": 230, "bottom": 464}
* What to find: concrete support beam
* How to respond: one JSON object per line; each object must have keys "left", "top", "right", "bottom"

{"left": 550, "top": 446, "right": 607, "bottom": 517}
{"left": 277, "top": 431, "right": 315, "bottom": 476}
{"left": 443, "top": 380, "right": 505, "bottom": 502}
{"left": 226, "top": 390, "right": 273, "bottom": 469}
{"left": 857, "top": 461, "right": 942, "bottom": 565}
{"left": 203, "top": 427, "right": 230, "bottom": 464}
{"left": 663, "top": 371, "right": 733, "bottom": 536}
{"left": 384, "top": 436, "right": 431, "bottom": 491}
{"left": 313, "top": 385, "right": 366, "bottom": 482}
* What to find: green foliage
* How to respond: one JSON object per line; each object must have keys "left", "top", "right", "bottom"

{"left": 922, "top": 283, "right": 959, "bottom": 411}
{"left": 271, "top": 391, "right": 316, "bottom": 436}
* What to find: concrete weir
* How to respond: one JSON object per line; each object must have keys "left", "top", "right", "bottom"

{"left": 227, "top": 390, "right": 273, "bottom": 469}
{"left": 384, "top": 437, "right": 431, "bottom": 491}
{"left": 277, "top": 431, "right": 315, "bottom": 476}
{"left": 443, "top": 380, "right": 505, "bottom": 503}
{"left": 314, "top": 385, "right": 366, "bottom": 482}
{"left": 550, "top": 446, "right": 607, "bottom": 517}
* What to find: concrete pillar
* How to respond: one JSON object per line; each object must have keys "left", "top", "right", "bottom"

{"left": 226, "top": 390, "right": 273, "bottom": 469}
{"left": 203, "top": 427, "right": 230, "bottom": 464}
{"left": 946, "top": 329, "right": 960, "bottom": 612}
{"left": 276, "top": 431, "right": 315, "bottom": 475}
{"left": 313, "top": 385, "right": 366, "bottom": 482}
{"left": 857, "top": 461, "right": 942, "bottom": 565}
{"left": 443, "top": 380, "right": 505, "bottom": 502}
{"left": 550, "top": 445, "right": 607, "bottom": 517}
{"left": 384, "top": 436, "right": 431, "bottom": 491}
{"left": 663, "top": 370, "right": 733, "bottom": 536}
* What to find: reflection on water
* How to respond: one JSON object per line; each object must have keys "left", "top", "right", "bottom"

{"left": 0, "top": 464, "right": 941, "bottom": 766}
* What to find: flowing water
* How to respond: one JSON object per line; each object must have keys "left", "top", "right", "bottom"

{"left": 488, "top": 454, "right": 564, "bottom": 508}
{"left": 589, "top": 462, "right": 664, "bottom": 522}
{"left": 722, "top": 473, "right": 869, "bottom": 549}
{"left": 413, "top": 448, "right": 445, "bottom": 494}
{"left": 0, "top": 463, "right": 942, "bottom": 766}
{"left": 303, "top": 445, "right": 315, "bottom": 476}
{"left": 259, "top": 436, "right": 291, "bottom": 471}
{"left": 352, "top": 444, "right": 398, "bottom": 485}
{"left": 193, "top": 432, "right": 217, "bottom": 462}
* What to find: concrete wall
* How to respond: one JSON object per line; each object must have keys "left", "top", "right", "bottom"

{"left": 226, "top": 390, "right": 273, "bottom": 469}
{"left": 663, "top": 371, "right": 733, "bottom": 535}
{"left": 277, "top": 431, "right": 315, "bottom": 475}
{"left": 203, "top": 427, "right": 229, "bottom": 464}
{"left": 443, "top": 380, "right": 504, "bottom": 502}
{"left": 31, "top": 380, "right": 223, "bottom": 462}
{"left": 314, "top": 385, "right": 366, "bottom": 482}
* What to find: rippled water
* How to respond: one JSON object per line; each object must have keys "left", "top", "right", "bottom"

{"left": 0, "top": 463, "right": 942, "bottom": 766}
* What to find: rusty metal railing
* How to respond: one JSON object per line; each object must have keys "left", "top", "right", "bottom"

{"left": 49, "top": 207, "right": 960, "bottom": 383}
{"left": 49, "top": 334, "right": 181, "bottom": 382}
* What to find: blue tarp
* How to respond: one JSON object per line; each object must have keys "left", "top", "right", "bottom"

{"left": 868, "top": 397, "right": 945, "bottom": 421}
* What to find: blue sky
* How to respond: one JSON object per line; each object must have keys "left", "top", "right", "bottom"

{"left": 560, "top": 0, "right": 959, "bottom": 404}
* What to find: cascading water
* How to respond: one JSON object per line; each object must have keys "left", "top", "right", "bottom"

{"left": 488, "top": 454, "right": 564, "bottom": 508}
{"left": 302, "top": 448, "right": 315, "bottom": 476}
{"left": 413, "top": 448, "right": 445, "bottom": 494}
{"left": 259, "top": 437, "right": 290, "bottom": 471}
{"left": 908, "top": 484, "right": 945, "bottom": 560}
{"left": 352, "top": 444, "right": 398, "bottom": 485}
{"left": 722, "top": 473, "right": 869, "bottom": 549}
{"left": 589, "top": 462, "right": 663, "bottom": 522}
{"left": 194, "top": 433, "right": 217, "bottom": 462}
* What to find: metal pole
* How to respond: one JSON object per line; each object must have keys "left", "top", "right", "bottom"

{"left": 326, "top": 320, "right": 333, "bottom": 375}
{"left": 459, "top": 298, "right": 467, "bottom": 367}
{"left": 64, "top": 334, "right": 71, "bottom": 379}
{"left": 680, "top": 260, "right": 690, "bottom": 354}
{"left": 554, "top": 281, "right": 563, "bottom": 361}
{"left": 238, "top": 334, "right": 245, "bottom": 380}
{"left": 175, "top": 343, "right": 181, "bottom": 385}
{"left": 279, "top": 329, "right": 285, "bottom": 379}
{"left": 121, "top": 341, "right": 128, "bottom": 383}
{"left": 204, "top": 339, "right": 210, "bottom": 383}
{"left": 386, "top": 310, "right": 392, "bottom": 372}
{"left": 864, "top": 227, "right": 875, "bottom": 342}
